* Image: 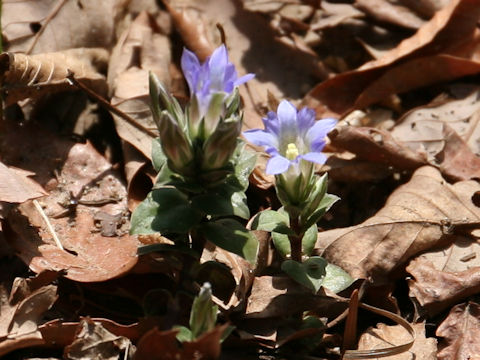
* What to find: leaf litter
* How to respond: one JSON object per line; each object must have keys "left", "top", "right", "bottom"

{"left": 2, "top": 0, "right": 480, "bottom": 359}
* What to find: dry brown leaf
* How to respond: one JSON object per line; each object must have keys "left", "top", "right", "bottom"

{"left": 7, "top": 141, "right": 138, "bottom": 282}
{"left": 328, "top": 125, "right": 427, "bottom": 170}
{"left": 2, "top": 0, "right": 128, "bottom": 54}
{"left": 392, "top": 87, "right": 480, "bottom": 158}
{"left": 0, "top": 163, "right": 47, "bottom": 203}
{"left": 305, "top": 0, "right": 480, "bottom": 114}
{"left": 407, "top": 236, "right": 480, "bottom": 316}
{"left": 355, "top": 0, "right": 426, "bottom": 29}
{"left": 63, "top": 318, "right": 135, "bottom": 360}
{"left": 436, "top": 301, "right": 480, "bottom": 360}
{"left": 0, "top": 273, "right": 58, "bottom": 358}
{"left": 357, "top": 322, "right": 437, "bottom": 360}
{"left": 315, "top": 166, "right": 480, "bottom": 282}
{"left": 134, "top": 324, "right": 228, "bottom": 360}
{"left": 0, "top": 49, "right": 109, "bottom": 106}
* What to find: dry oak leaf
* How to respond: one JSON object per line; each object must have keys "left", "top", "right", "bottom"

{"left": 314, "top": 166, "right": 480, "bottom": 283}
{"left": 0, "top": 48, "right": 109, "bottom": 106}
{"left": 304, "top": 0, "right": 480, "bottom": 114}
{"left": 2, "top": 0, "right": 128, "bottom": 54}
{"left": 7, "top": 141, "right": 138, "bottom": 282}
{"left": 63, "top": 318, "right": 135, "bottom": 360}
{"left": 0, "top": 162, "right": 47, "bottom": 203}
{"left": 357, "top": 322, "right": 437, "bottom": 360}
{"left": 392, "top": 87, "right": 480, "bottom": 159}
{"left": 407, "top": 236, "right": 480, "bottom": 316}
{"left": 0, "top": 275, "right": 58, "bottom": 357}
{"left": 108, "top": 11, "right": 171, "bottom": 160}
{"left": 436, "top": 301, "right": 480, "bottom": 360}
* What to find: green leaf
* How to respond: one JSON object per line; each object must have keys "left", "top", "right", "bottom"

{"left": 303, "top": 194, "right": 340, "bottom": 230}
{"left": 322, "top": 263, "right": 354, "bottom": 293}
{"left": 151, "top": 138, "right": 167, "bottom": 172}
{"left": 251, "top": 210, "right": 293, "bottom": 235}
{"left": 175, "top": 326, "right": 193, "bottom": 342}
{"left": 190, "top": 283, "right": 218, "bottom": 339}
{"left": 190, "top": 190, "right": 249, "bottom": 219}
{"left": 231, "top": 141, "right": 256, "bottom": 191}
{"left": 272, "top": 224, "right": 318, "bottom": 258}
{"left": 130, "top": 188, "right": 202, "bottom": 234}
{"left": 281, "top": 256, "right": 327, "bottom": 293}
{"left": 272, "top": 232, "right": 291, "bottom": 258}
{"left": 302, "top": 224, "right": 318, "bottom": 256}
{"left": 199, "top": 219, "right": 258, "bottom": 264}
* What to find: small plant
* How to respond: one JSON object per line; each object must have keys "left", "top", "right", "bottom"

{"left": 130, "top": 45, "right": 258, "bottom": 264}
{"left": 244, "top": 100, "right": 352, "bottom": 293}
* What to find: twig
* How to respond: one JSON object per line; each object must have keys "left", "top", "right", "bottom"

{"left": 33, "top": 199, "right": 64, "bottom": 251}
{"left": 66, "top": 71, "right": 158, "bottom": 138}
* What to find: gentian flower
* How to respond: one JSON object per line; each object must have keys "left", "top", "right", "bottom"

{"left": 181, "top": 45, "right": 254, "bottom": 137}
{"left": 243, "top": 100, "right": 337, "bottom": 175}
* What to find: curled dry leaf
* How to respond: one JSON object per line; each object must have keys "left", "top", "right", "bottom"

{"left": 2, "top": 0, "right": 128, "bottom": 54}
{"left": 0, "top": 48, "right": 109, "bottom": 106}
{"left": 0, "top": 274, "right": 58, "bottom": 358}
{"left": 108, "top": 11, "right": 171, "bottom": 160}
{"left": 392, "top": 87, "right": 480, "bottom": 158}
{"left": 305, "top": 0, "right": 480, "bottom": 114}
{"left": 7, "top": 141, "right": 138, "bottom": 282}
{"left": 315, "top": 166, "right": 480, "bottom": 282}
{"left": 407, "top": 236, "right": 480, "bottom": 316}
{"left": 357, "top": 322, "right": 437, "bottom": 360}
{"left": 0, "top": 162, "right": 47, "bottom": 203}
{"left": 355, "top": 0, "right": 426, "bottom": 30}
{"left": 63, "top": 318, "right": 135, "bottom": 360}
{"left": 436, "top": 301, "right": 480, "bottom": 360}
{"left": 328, "top": 125, "right": 427, "bottom": 170}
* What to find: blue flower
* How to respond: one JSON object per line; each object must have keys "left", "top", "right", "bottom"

{"left": 181, "top": 45, "right": 254, "bottom": 136}
{"left": 243, "top": 100, "right": 337, "bottom": 175}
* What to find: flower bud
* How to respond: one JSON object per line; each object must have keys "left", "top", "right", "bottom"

{"left": 157, "top": 110, "right": 194, "bottom": 177}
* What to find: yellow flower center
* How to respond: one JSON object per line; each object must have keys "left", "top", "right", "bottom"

{"left": 285, "top": 143, "right": 299, "bottom": 160}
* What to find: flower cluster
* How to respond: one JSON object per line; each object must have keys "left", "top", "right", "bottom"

{"left": 152, "top": 45, "right": 254, "bottom": 184}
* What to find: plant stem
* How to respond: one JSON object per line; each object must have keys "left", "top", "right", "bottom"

{"left": 289, "top": 216, "right": 303, "bottom": 263}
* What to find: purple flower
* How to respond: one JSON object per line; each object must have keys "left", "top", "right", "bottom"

{"left": 181, "top": 45, "right": 254, "bottom": 136}
{"left": 243, "top": 100, "right": 337, "bottom": 175}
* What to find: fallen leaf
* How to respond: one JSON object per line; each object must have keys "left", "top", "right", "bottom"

{"left": 2, "top": 0, "right": 128, "bottom": 54}
{"left": 0, "top": 49, "right": 109, "bottom": 106}
{"left": 134, "top": 324, "right": 228, "bottom": 360}
{"left": 6, "top": 140, "right": 138, "bottom": 282}
{"left": 0, "top": 163, "right": 47, "bottom": 203}
{"left": 407, "top": 236, "right": 480, "bottom": 316}
{"left": 328, "top": 125, "right": 427, "bottom": 170}
{"left": 355, "top": 0, "right": 426, "bottom": 30}
{"left": 0, "top": 273, "right": 58, "bottom": 358}
{"left": 357, "top": 322, "right": 437, "bottom": 359}
{"left": 63, "top": 318, "right": 135, "bottom": 360}
{"left": 392, "top": 87, "right": 480, "bottom": 158}
{"left": 436, "top": 301, "right": 480, "bottom": 360}
{"left": 305, "top": 0, "right": 480, "bottom": 114}
{"left": 315, "top": 166, "right": 480, "bottom": 282}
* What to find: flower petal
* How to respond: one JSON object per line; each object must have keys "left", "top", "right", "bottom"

{"left": 266, "top": 155, "right": 291, "bottom": 175}
{"left": 300, "top": 152, "right": 327, "bottom": 165}
{"left": 297, "top": 107, "right": 316, "bottom": 135}
{"left": 276, "top": 100, "right": 299, "bottom": 147}
{"left": 243, "top": 129, "right": 278, "bottom": 148}
{"left": 306, "top": 118, "right": 337, "bottom": 151}
{"left": 208, "top": 45, "right": 229, "bottom": 91}
{"left": 181, "top": 48, "right": 200, "bottom": 95}
{"left": 263, "top": 111, "right": 279, "bottom": 135}
{"left": 234, "top": 73, "right": 255, "bottom": 87}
